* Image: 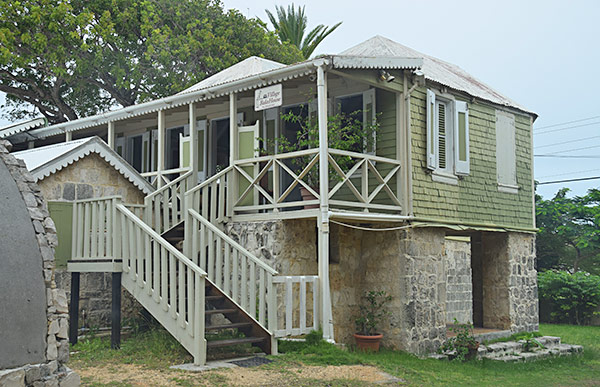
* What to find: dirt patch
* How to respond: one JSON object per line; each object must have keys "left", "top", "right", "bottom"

{"left": 75, "top": 362, "right": 398, "bottom": 386}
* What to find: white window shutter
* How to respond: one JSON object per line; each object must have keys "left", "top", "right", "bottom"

{"left": 363, "top": 88, "right": 376, "bottom": 155}
{"left": 426, "top": 89, "right": 437, "bottom": 170}
{"left": 454, "top": 101, "right": 470, "bottom": 175}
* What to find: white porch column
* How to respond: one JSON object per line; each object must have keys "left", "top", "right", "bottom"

{"left": 65, "top": 131, "right": 72, "bottom": 142}
{"left": 157, "top": 109, "right": 166, "bottom": 188}
{"left": 189, "top": 103, "right": 198, "bottom": 186}
{"left": 316, "top": 64, "right": 334, "bottom": 341}
{"left": 107, "top": 121, "right": 115, "bottom": 149}
{"left": 228, "top": 93, "right": 238, "bottom": 217}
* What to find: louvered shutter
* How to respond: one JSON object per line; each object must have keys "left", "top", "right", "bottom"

{"left": 454, "top": 101, "right": 470, "bottom": 175}
{"left": 437, "top": 101, "right": 447, "bottom": 169}
{"left": 426, "top": 89, "right": 437, "bottom": 170}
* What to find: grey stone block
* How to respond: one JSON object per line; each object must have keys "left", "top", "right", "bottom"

{"left": 0, "top": 368, "right": 25, "bottom": 387}
{"left": 58, "top": 370, "right": 80, "bottom": 387}
{"left": 62, "top": 183, "right": 75, "bottom": 200}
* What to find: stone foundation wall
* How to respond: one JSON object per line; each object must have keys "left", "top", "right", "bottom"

{"left": 0, "top": 140, "right": 79, "bottom": 386}
{"left": 444, "top": 238, "right": 473, "bottom": 324}
{"left": 506, "top": 232, "right": 539, "bottom": 332}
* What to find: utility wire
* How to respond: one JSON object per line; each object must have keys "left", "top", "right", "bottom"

{"left": 534, "top": 121, "right": 600, "bottom": 135}
{"left": 535, "top": 135, "right": 600, "bottom": 150}
{"left": 538, "top": 176, "right": 600, "bottom": 185}
{"left": 543, "top": 144, "right": 600, "bottom": 155}
{"left": 535, "top": 155, "right": 600, "bottom": 158}
{"left": 537, "top": 168, "right": 600, "bottom": 179}
{"left": 534, "top": 115, "right": 600, "bottom": 130}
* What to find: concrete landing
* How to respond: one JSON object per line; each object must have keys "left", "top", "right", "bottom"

{"left": 170, "top": 354, "right": 268, "bottom": 372}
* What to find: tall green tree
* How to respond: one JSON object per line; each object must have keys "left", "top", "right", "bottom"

{"left": 536, "top": 188, "right": 600, "bottom": 273}
{"left": 0, "top": 0, "right": 303, "bottom": 124}
{"left": 265, "top": 4, "right": 341, "bottom": 59}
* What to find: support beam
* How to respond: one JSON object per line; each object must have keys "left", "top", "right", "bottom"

{"left": 189, "top": 103, "right": 198, "bottom": 186}
{"left": 111, "top": 272, "right": 122, "bottom": 349}
{"left": 69, "top": 272, "right": 80, "bottom": 345}
{"left": 157, "top": 110, "right": 166, "bottom": 188}
{"left": 227, "top": 93, "right": 238, "bottom": 217}
{"left": 107, "top": 121, "right": 115, "bottom": 149}
{"left": 65, "top": 131, "right": 72, "bottom": 142}
{"left": 316, "top": 65, "right": 334, "bottom": 341}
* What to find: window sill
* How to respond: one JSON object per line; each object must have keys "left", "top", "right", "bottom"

{"left": 431, "top": 170, "right": 459, "bottom": 185}
{"left": 498, "top": 183, "right": 519, "bottom": 194}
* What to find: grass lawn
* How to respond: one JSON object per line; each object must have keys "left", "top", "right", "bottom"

{"left": 70, "top": 324, "right": 600, "bottom": 386}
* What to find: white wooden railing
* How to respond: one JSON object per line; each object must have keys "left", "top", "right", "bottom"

{"left": 273, "top": 276, "right": 320, "bottom": 337}
{"left": 144, "top": 169, "right": 195, "bottom": 234}
{"left": 71, "top": 196, "right": 119, "bottom": 260}
{"left": 116, "top": 203, "right": 207, "bottom": 365}
{"left": 141, "top": 166, "right": 190, "bottom": 187}
{"left": 186, "top": 209, "right": 278, "bottom": 332}
{"left": 231, "top": 148, "right": 402, "bottom": 214}
{"left": 184, "top": 166, "right": 231, "bottom": 225}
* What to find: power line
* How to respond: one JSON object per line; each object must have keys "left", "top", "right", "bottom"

{"left": 534, "top": 121, "right": 600, "bottom": 135}
{"left": 534, "top": 115, "right": 600, "bottom": 130}
{"left": 538, "top": 176, "right": 600, "bottom": 185}
{"left": 535, "top": 154, "right": 600, "bottom": 159}
{"left": 535, "top": 135, "right": 600, "bottom": 150}
{"left": 543, "top": 144, "right": 600, "bottom": 155}
{"left": 537, "top": 168, "right": 600, "bottom": 179}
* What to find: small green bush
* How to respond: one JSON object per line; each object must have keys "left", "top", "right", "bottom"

{"left": 538, "top": 270, "right": 600, "bottom": 325}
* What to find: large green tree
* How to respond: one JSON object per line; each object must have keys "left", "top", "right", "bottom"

{"left": 0, "top": 0, "right": 303, "bottom": 124}
{"left": 265, "top": 3, "right": 341, "bottom": 59}
{"left": 536, "top": 188, "right": 600, "bottom": 274}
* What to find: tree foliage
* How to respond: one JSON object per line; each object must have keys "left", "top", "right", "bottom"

{"left": 0, "top": 0, "right": 303, "bottom": 124}
{"left": 265, "top": 3, "right": 341, "bottom": 59}
{"left": 536, "top": 188, "right": 600, "bottom": 274}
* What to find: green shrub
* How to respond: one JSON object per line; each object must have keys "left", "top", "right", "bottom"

{"left": 538, "top": 270, "right": 600, "bottom": 325}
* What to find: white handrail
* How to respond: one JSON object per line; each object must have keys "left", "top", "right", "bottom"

{"left": 146, "top": 169, "right": 193, "bottom": 200}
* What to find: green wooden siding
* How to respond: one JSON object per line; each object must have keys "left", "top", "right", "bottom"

{"left": 48, "top": 201, "right": 73, "bottom": 269}
{"left": 409, "top": 88, "right": 534, "bottom": 229}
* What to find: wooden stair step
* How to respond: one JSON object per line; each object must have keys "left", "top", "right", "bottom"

{"left": 206, "top": 322, "right": 252, "bottom": 331}
{"left": 205, "top": 308, "right": 237, "bottom": 315}
{"left": 206, "top": 337, "right": 266, "bottom": 348}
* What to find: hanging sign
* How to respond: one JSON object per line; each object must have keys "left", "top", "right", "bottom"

{"left": 254, "top": 84, "right": 283, "bottom": 111}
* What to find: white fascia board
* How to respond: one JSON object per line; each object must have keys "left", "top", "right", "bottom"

{"left": 0, "top": 117, "right": 47, "bottom": 138}
{"left": 31, "top": 136, "right": 154, "bottom": 195}
{"left": 331, "top": 56, "right": 423, "bottom": 70}
{"left": 27, "top": 59, "right": 329, "bottom": 140}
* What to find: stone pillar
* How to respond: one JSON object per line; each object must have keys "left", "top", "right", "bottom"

{"left": 506, "top": 232, "right": 539, "bottom": 332}
{"left": 481, "top": 232, "right": 511, "bottom": 329}
{"left": 444, "top": 238, "right": 473, "bottom": 324}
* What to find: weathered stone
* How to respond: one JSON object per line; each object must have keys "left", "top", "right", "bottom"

{"left": 75, "top": 183, "right": 93, "bottom": 199}
{"left": 53, "top": 289, "right": 69, "bottom": 313}
{"left": 58, "top": 370, "right": 80, "bottom": 387}
{"left": 43, "top": 374, "right": 59, "bottom": 387}
{"left": 48, "top": 319, "right": 60, "bottom": 335}
{"left": 47, "top": 335, "right": 58, "bottom": 361}
{"left": 0, "top": 368, "right": 25, "bottom": 387}
{"left": 25, "top": 365, "right": 43, "bottom": 384}
{"left": 57, "top": 318, "right": 68, "bottom": 339}
{"left": 62, "top": 183, "right": 75, "bottom": 200}
{"left": 57, "top": 340, "right": 69, "bottom": 363}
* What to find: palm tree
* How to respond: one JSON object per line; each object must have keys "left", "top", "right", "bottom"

{"left": 265, "top": 4, "right": 342, "bottom": 59}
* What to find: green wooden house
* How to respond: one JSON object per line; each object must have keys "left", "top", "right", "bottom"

{"left": 4, "top": 36, "right": 538, "bottom": 363}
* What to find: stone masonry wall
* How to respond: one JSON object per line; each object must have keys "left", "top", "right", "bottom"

{"left": 37, "top": 152, "right": 144, "bottom": 204}
{"left": 37, "top": 152, "right": 145, "bottom": 328}
{"left": 0, "top": 139, "right": 79, "bottom": 386}
{"left": 444, "top": 238, "right": 473, "bottom": 324}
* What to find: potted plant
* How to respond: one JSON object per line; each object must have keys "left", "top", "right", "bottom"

{"left": 438, "top": 319, "right": 480, "bottom": 361}
{"left": 354, "top": 290, "right": 392, "bottom": 352}
{"left": 259, "top": 102, "right": 380, "bottom": 208}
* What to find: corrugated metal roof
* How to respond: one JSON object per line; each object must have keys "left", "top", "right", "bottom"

{"left": 179, "top": 56, "right": 286, "bottom": 95}
{"left": 0, "top": 117, "right": 47, "bottom": 139}
{"left": 341, "top": 35, "right": 534, "bottom": 114}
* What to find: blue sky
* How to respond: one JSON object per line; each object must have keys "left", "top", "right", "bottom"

{"left": 3, "top": 0, "right": 599, "bottom": 199}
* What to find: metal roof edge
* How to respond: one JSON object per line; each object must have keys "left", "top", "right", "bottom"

{"left": 27, "top": 58, "right": 331, "bottom": 140}
{"left": 331, "top": 56, "right": 423, "bottom": 70}
{"left": 0, "top": 117, "right": 48, "bottom": 138}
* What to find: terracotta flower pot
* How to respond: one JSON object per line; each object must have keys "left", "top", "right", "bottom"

{"left": 299, "top": 187, "right": 319, "bottom": 209}
{"left": 354, "top": 333, "right": 383, "bottom": 352}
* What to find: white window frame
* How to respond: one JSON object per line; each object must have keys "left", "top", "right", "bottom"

{"left": 495, "top": 110, "right": 518, "bottom": 194}
{"left": 333, "top": 89, "right": 377, "bottom": 155}
{"left": 426, "top": 89, "right": 470, "bottom": 185}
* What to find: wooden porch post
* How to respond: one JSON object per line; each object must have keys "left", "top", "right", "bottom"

{"left": 189, "top": 103, "right": 199, "bottom": 186}
{"left": 65, "top": 131, "right": 72, "bottom": 142}
{"left": 228, "top": 93, "right": 238, "bottom": 217}
{"left": 107, "top": 121, "right": 115, "bottom": 149}
{"left": 157, "top": 110, "right": 166, "bottom": 188}
{"left": 316, "top": 64, "right": 334, "bottom": 341}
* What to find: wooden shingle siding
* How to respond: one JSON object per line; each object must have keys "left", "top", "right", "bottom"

{"left": 410, "top": 88, "right": 534, "bottom": 228}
